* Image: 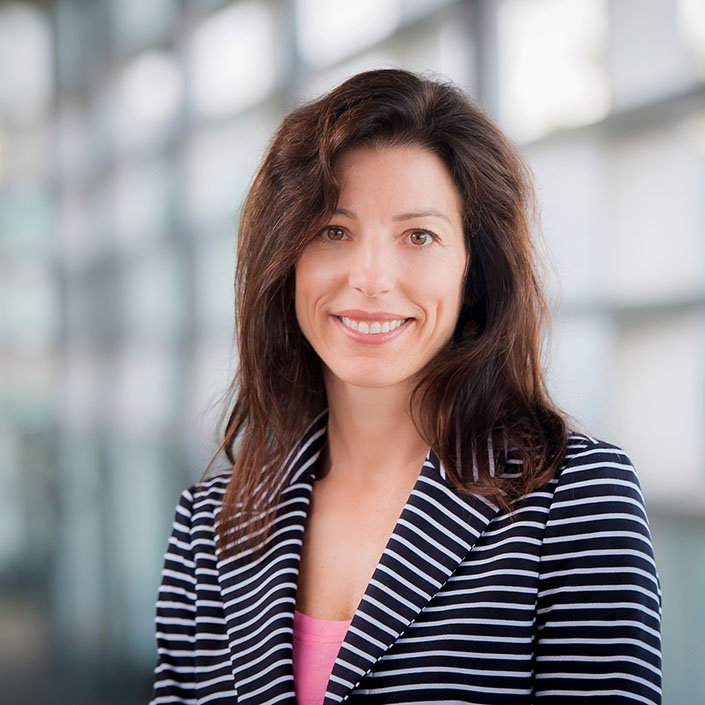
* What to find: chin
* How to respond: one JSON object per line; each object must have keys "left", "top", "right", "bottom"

{"left": 325, "top": 361, "right": 415, "bottom": 392}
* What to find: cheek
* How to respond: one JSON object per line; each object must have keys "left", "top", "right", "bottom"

{"left": 426, "top": 259, "right": 467, "bottom": 310}
{"left": 294, "top": 253, "right": 330, "bottom": 328}
{"left": 435, "top": 265, "right": 468, "bottom": 335}
{"left": 293, "top": 266, "right": 310, "bottom": 333}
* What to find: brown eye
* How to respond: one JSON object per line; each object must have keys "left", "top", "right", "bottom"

{"left": 409, "top": 230, "right": 431, "bottom": 246}
{"left": 324, "top": 227, "right": 345, "bottom": 241}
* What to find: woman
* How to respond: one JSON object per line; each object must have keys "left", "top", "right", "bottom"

{"left": 150, "top": 69, "right": 661, "bottom": 704}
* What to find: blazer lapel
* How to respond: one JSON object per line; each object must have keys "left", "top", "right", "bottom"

{"left": 213, "top": 413, "right": 501, "bottom": 704}
{"left": 325, "top": 449, "right": 501, "bottom": 703}
{"left": 214, "top": 413, "right": 327, "bottom": 705}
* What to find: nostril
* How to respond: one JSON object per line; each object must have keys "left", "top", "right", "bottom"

{"left": 348, "top": 259, "right": 394, "bottom": 298}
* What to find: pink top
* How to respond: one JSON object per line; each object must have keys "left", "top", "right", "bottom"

{"left": 292, "top": 609, "right": 353, "bottom": 705}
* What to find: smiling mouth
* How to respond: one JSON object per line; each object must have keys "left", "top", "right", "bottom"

{"left": 337, "top": 316, "right": 410, "bottom": 335}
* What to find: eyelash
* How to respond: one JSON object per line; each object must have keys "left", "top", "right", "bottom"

{"left": 320, "top": 226, "right": 438, "bottom": 246}
{"left": 407, "top": 230, "right": 437, "bottom": 246}
{"left": 321, "top": 226, "right": 346, "bottom": 241}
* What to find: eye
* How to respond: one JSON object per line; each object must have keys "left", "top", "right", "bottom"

{"left": 322, "top": 226, "right": 346, "bottom": 241}
{"left": 408, "top": 230, "right": 434, "bottom": 246}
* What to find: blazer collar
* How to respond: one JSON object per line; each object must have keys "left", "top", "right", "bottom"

{"left": 214, "top": 412, "right": 501, "bottom": 704}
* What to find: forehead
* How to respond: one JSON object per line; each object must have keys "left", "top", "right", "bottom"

{"left": 334, "top": 145, "right": 463, "bottom": 220}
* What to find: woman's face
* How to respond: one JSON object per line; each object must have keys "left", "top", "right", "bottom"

{"left": 295, "top": 144, "right": 467, "bottom": 394}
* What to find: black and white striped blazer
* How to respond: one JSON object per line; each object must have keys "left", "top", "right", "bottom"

{"left": 150, "top": 412, "right": 662, "bottom": 704}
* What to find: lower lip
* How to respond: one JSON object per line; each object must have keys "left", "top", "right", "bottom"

{"left": 332, "top": 316, "right": 413, "bottom": 345}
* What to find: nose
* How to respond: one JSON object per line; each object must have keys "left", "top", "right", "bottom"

{"left": 347, "top": 236, "right": 395, "bottom": 298}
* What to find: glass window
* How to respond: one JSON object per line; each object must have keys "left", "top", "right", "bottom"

{"left": 113, "top": 50, "right": 183, "bottom": 151}
{"left": 549, "top": 313, "right": 616, "bottom": 437}
{"left": 190, "top": 1, "right": 275, "bottom": 118}
{"left": 188, "top": 337, "right": 237, "bottom": 469}
{"left": 62, "top": 343, "right": 102, "bottom": 434}
{"left": 61, "top": 178, "right": 113, "bottom": 274}
{"left": 0, "top": 124, "right": 5, "bottom": 183}
{"left": 496, "top": 0, "right": 609, "bottom": 141}
{"left": 53, "top": 435, "right": 105, "bottom": 660}
{"left": 0, "top": 3, "right": 52, "bottom": 124}
{"left": 55, "top": 101, "right": 92, "bottom": 181}
{"left": 613, "top": 311, "right": 705, "bottom": 497}
{"left": 107, "top": 439, "right": 174, "bottom": 666}
{"left": 5, "top": 125, "right": 50, "bottom": 178}
{"left": 301, "top": 49, "right": 398, "bottom": 102}
{"left": 0, "top": 424, "right": 22, "bottom": 569}
{"left": 112, "top": 157, "right": 172, "bottom": 253}
{"left": 64, "top": 270, "right": 95, "bottom": 339}
{"left": 296, "top": 0, "right": 401, "bottom": 68}
{"left": 1, "top": 353, "right": 56, "bottom": 424}
{"left": 678, "top": 0, "right": 705, "bottom": 78}
{"left": 433, "top": 11, "right": 476, "bottom": 92}
{"left": 112, "top": 0, "right": 174, "bottom": 54}
{"left": 111, "top": 343, "right": 181, "bottom": 436}
{"left": 0, "top": 181, "right": 54, "bottom": 256}
{"left": 120, "top": 247, "right": 185, "bottom": 339}
{"left": 527, "top": 137, "right": 608, "bottom": 304}
{"left": 359, "top": 9, "right": 475, "bottom": 93}
{"left": 0, "top": 261, "right": 59, "bottom": 351}
{"left": 183, "top": 110, "right": 275, "bottom": 225}
{"left": 650, "top": 513, "right": 705, "bottom": 705}
{"left": 606, "top": 120, "right": 705, "bottom": 303}
{"left": 610, "top": 0, "right": 696, "bottom": 110}
{"left": 401, "top": 0, "right": 456, "bottom": 23}
{"left": 54, "top": 0, "right": 92, "bottom": 92}
{"left": 58, "top": 186, "right": 95, "bottom": 271}
{"left": 194, "top": 227, "right": 236, "bottom": 332}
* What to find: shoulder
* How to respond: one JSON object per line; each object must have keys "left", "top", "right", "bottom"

{"left": 191, "top": 468, "right": 232, "bottom": 503}
{"left": 551, "top": 432, "right": 647, "bottom": 509}
{"left": 509, "top": 432, "right": 647, "bottom": 513}
{"left": 531, "top": 435, "right": 662, "bottom": 700}
{"left": 538, "top": 431, "right": 653, "bottom": 542}
{"left": 173, "top": 469, "right": 232, "bottom": 529}
{"left": 561, "top": 431, "right": 639, "bottom": 479}
{"left": 498, "top": 433, "right": 651, "bottom": 539}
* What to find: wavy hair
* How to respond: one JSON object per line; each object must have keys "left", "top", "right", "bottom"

{"left": 207, "top": 69, "right": 567, "bottom": 556}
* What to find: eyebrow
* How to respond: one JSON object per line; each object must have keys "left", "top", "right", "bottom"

{"left": 334, "top": 207, "right": 451, "bottom": 224}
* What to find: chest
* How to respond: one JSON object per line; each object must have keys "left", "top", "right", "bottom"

{"left": 295, "top": 481, "right": 412, "bottom": 621}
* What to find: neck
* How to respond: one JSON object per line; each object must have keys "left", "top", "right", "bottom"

{"left": 322, "top": 374, "right": 429, "bottom": 489}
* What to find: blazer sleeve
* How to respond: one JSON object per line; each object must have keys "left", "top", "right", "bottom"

{"left": 149, "top": 488, "right": 198, "bottom": 705}
{"left": 533, "top": 442, "right": 662, "bottom": 703}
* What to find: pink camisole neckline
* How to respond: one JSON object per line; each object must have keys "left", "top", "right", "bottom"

{"left": 292, "top": 609, "right": 353, "bottom": 705}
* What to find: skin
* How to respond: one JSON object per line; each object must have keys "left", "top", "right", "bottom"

{"left": 294, "top": 145, "right": 467, "bottom": 620}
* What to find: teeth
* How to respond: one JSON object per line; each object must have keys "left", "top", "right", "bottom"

{"left": 339, "top": 316, "right": 406, "bottom": 334}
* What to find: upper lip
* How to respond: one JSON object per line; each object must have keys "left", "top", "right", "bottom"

{"left": 333, "top": 310, "right": 411, "bottom": 321}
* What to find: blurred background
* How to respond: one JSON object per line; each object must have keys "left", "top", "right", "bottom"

{"left": 0, "top": 0, "right": 703, "bottom": 702}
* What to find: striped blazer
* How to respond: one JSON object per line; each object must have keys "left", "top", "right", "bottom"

{"left": 150, "top": 413, "right": 662, "bottom": 704}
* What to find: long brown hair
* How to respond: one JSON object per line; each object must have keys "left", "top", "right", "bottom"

{"left": 207, "top": 69, "right": 566, "bottom": 556}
